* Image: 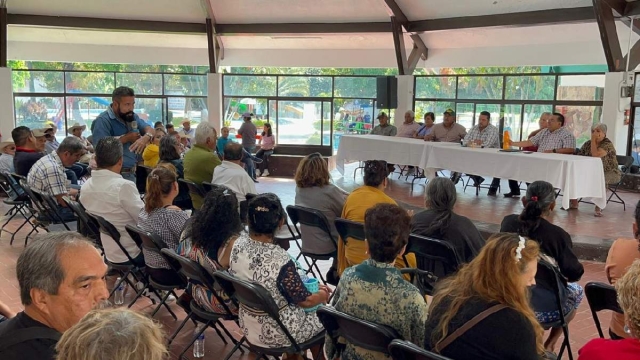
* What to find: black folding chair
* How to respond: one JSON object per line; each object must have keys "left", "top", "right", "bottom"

{"left": 388, "top": 339, "right": 453, "bottom": 360}
{"left": 403, "top": 234, "right": 460, "bottom": 296}
{"left": 37, "top": 192, "right": 75, "bottom": 231}
{"left": 213, "top": 271, "right": 325, "bottom": 360}
{"left": 286, "top": 205, "right": 338, "bottom": 284}
{"left": 317, "top": 306, "right": 401, "bottom": 358}
{"left": 161, "top": 249, "right": 246, "bottom": 360}
{"left": 178, "top": 178, "right": 207, "bottom": 204}
{"left": 535, "top": 259, "right": 573, "bottom": 360}
{"left": 17, "top": 180, "right": 55, "bottom": 244}
{"left": 608, "top": 155, "right": 633, "bottom": 210}
{"left": 585, "top": 282, "right": 623, "bottom": 339}
{"left": 201, "top": 181, "right": 214, "bottom": 193}
{"left": 0, "top": 172, "right": 37, "bottom": 244}
{"left": 62, "top": 196, "right": 102, "bottom": 252}
{"left": 86, "top": 212, "right": 151, "bottom": 308}
{"left": 125, "top": 225, "right": 184, "bottom": 320}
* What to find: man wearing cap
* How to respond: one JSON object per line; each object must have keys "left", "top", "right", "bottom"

{"left": 369, "top": 112, "right": 397, "bottom": 136}
{"left": 13, "top": 126, "right": 46, "bottom": 177}
{"left": 69, "top": 123, "right": 93, "bottom": 164}
{"left": 44, "top": 125, "right": 59, "bottom": 155}
{"left": 179, "top": 119, "right": 195, "bottom": 147}
{"left": 396, "top": 110, "right": 421, "bottom": 138}
{"left": 92, "top": 86, "right": 154, "bottom": 182}
{"left": 237, "top": 112, "right": 258, "bottom": 182}
{"left": 0, "top": 140, "right": 16, "bottom": 175}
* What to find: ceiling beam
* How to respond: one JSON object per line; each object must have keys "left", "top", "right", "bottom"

{"left": 407, "top": 45, "right": 421, "bottom": 74}
{"left": 407, "top": 7, "right": 595, "bottom": 33}
{"left": 593, "top": 0, "right": 624, "bottom": 71}
{"left": 202, "top": 0, "right": 224, "bottom": 67}
{"left": 381, "top": 0, "right": 428, "bottom": 66}
{"left": 601, "top": 0, "right": 627, "bottom": 16}
{"left": 206, "top": 18, "right": 218, "bottom": 73}
{"left": 216, "top": 22, "right": 390, "bottom": 35}
{"left": 390, "top": 16, "right": 408, "bottom": 75}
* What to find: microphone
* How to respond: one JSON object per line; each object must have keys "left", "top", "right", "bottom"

{"left": 130, "top": 118, "right": 139, "bottom": 133}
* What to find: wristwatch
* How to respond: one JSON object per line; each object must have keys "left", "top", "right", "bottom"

{"left": 552, "top": 149, "right": 557, "bottom": 153}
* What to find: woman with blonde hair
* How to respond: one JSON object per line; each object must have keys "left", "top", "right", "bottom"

{"left": 579, "top": 259, "right": 640, "bottom": 359}
{"left": 56, "top": 308, "right": 167, "bottom": 360}
{"left": 425, "top": 233, "right": 544, "bottom": 360}
{"left": 294, "top": 152, "right": 347, "bottom": 284}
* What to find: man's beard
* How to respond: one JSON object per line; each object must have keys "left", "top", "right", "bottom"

{"left": 119, "top": 111, "right": 135, "bottom": 122}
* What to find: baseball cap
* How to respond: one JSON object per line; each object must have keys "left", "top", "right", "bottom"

{"left": 443, "top": 108, "right": 456, "bottom": 116}
{"left": 376, "top": 111, "right": 388, "bottom": 119}
{"left": 242, "top": 112, "right": 253, "bottom": 118}
{"left": 32, "top": 128, "right": 48, "bottom": 137}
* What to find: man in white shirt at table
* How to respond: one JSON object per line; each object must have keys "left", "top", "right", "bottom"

{"left": 462, "top": 111, "right": 502, "bottom": 194}
{"left": 396, "top": 110, "right": 421, "bottom": 138}
{"left": 504, "top": 112, "right": 576, "bottom": 197}
{"left": 80, "top": 137, "right": 145, "bottom": 267}
{"left": 212, "top": 142, "right": 257, "bottom": 204}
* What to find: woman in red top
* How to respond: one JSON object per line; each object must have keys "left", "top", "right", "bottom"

{"left": 579, "top": 260, "right": 640, "bottom": 360}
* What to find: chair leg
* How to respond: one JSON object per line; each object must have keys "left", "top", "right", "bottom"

{"left": 562, "top": 325, "right": 573, "bottom": 360}
{"left": 223, "top": 336, "right": 247, "bottom": 360}
{"left": 212, "top": 321, "right": 228, "bottom": 345}
{"left": 150, "top": 288, "right": 178, "bottom": 320}
{"left": 168, "top": 312, "right": 192, "bottom": 345}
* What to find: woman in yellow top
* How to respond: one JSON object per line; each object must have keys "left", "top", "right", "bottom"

{"left": 142, "top": 128, "right": 166, "bottom": 167}
{"left": 339, "top": 160, "right": 416, "bottom": 277}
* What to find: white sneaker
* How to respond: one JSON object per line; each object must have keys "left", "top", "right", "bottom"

{"left": 263, "top": 170, "right": 270, "bottom": 176}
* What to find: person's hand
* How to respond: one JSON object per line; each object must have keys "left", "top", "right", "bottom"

{"left": 423, "top": 134, "right": 434, "bottom": 142}
{"left": 129, "top": 134, "right": 151, "bottom": 154}
{"left": 407, "top": 209, "right": 414, "bottom": 217}
{"left": 317, "top": 287, "right": 331, "bottom": 303}
{"left": 121, "top": 131, "right": 140, "bottom": 144}
{"left": 591, "top": 131, "right": 600, "bottom": 144}
{"left": 319, "top": 284, "right": 333, "bottom": 296}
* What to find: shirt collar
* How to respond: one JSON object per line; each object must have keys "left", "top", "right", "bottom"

{"left": 16, "top": 146, "right": 38, "bottom": 153}
{"left": 92, "top": 169, "right": 123, "bottom": 179}
{"left": 363, "top": 258, "right": 399, "bottom": 270}
{"left": 221, "top": 160, "right": 245, "bottom": 170}
{"left": 193, "top": 144, "right": 212, "bottom": 152}
{"left": 50, "top": 151, "right": 64, "bottom": 168}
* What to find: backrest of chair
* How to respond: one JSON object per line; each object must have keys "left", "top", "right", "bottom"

{"left": 213, "top": 271, "right": 281, "bottom": 318}
{"left": 0, "top": 172, "right": 19, "bottom": 200}
{"left": 406, "top": 234, "right": 462, "bottom": 278}
{"left": 334, "top": 218, "right": 366, "bottom": 244}
{"left": 39, "top": 192, "right": 72, "bottom": 223}
{"left": 286, "top": 205, "right": 337, "bottom": 246}
{"left": 87, "top": 212, "right": 139, "bottom": 264}
{"left": 125, "top": 224, "right": 165, "bottom": 254}
{"left": 317, "top": 306, "right": 401, "bottom": 354}
{"left": 201, "top": 181, "right": 214, "bottom": 193}
{"left": 179, "top": 178, "right": 206, "bottom": 198}
{"left": 63, "top": 196, "right": 101, "bottom": 244}
{"left": 160, "top": 248, "right": 217, "bottom": 288}
{"left": 19, "top": 180, "right": 48, "bottom": 215}
{"left": 585, "top": 282, "right": 622, "bottom": 313}
{"left": 388, "top": 340, "right": 452, "bottom": 360}
{"left": 535, "top": 259, "right": 567, "bottom": 322}
{"left": 617, "top": 155, "right": 634, "bottom": 174}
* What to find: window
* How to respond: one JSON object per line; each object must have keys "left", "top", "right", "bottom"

{"left": 222, "top": 97, "right": 269, "bottom": 133}
{"left": 415, "top": 76, "right": 456, "bottom": 99}
{"left": 415, "top": 101, "right": 455, "bottom": 123}
{"left": 278, "top": 76, "right": 332, "bottom": 97}
{"left": 14, "top": 96, "right": 64, "bottom": 131}
{"left": 555, "top": 105, "right": 602, "bottom": 148}
{"left": 333, "top": 77, "right": 376, "bottom": 98}
{"left": 65, "top": 97, "right": 110, "bottom": 136}
{"left": 224, "top": 76, "right": 276, "bottom": 97}
{"left": 65, "top": 72, "right": 115, "bottom": 94}
{"left": 522, "top": 104, "right": 553, "bottom": 142}
{"left": 116, "top": 73, "right": 163, "bottom": 95}
{"left": 505, "top": 76, "right": 555, "bottom": 101}
{"left": 167, "top": 97, "right": 206, "bottom": 126}
{"left": 457, "top": 76, "right": 503, "bottom": 100}
{"left": 456, "top": 103, "right": 474, "bottom": 130}
{"left": 12, "top": 71, "right": 64, "bottom": 93}
{"left": 164, "top": 74, "right": 207, "bottom": 96}
{"left": 556, "top": 75, "right": 605, "bottom": 101}
{"left": 277, "top": 100, "right": 322, "bottom": 145}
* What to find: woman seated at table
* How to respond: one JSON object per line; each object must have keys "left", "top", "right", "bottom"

{"left": 411, "top": 177, "right": 485, "bottom": 262}
{"left": 230, "top": 193, "right": 329, "bottom": 352}
{"left": 158, "top": 135, "right": 192, "bottom": 209}
{"left": 339, "top": 160, "right": 416, "bottom": 277}
{"left": 575, "top": 123, "right": 620, "bottom": 217}
{"left": 500, "top": 180, "right": 584, "bottom": 355}
{"left": 579, "top": 260, "right": 640, "bottom": 360}
{"left": 295, "top": 152, "right": 347, "bottom": 285}
{"left": 178, "top": 185, "right": 242, "bottom": 314}
{"left": 413, "top": 112, "right": 435, "bottom": 139}
{"left": 425, "top": 233, "right": 543, "bottom": 360}
{"left": 327, "top": 203, "right": 428, "bottom": 360}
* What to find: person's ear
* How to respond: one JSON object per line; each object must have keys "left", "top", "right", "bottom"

{"left": 30, "top": 288, "right": 52, "bottom": 315}
{"left": 521, "top": 196, "right": 527, "bottom": 207}
{"left": 549, "top": 201, "right": 556, "bottom": 212}
{"left": 397, "top": 244, "right": 407, "bottom": 257}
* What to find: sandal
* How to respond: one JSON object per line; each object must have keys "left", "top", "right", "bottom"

{"left": 594, "top": 206, "right": 603, "bottom": 217}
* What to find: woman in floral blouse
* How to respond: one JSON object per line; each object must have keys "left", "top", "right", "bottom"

{"left": 577, "top": 123, "right": 620, "bottom": 217}
{"left": 326, "top": 203, "right": 428, "bottom": 360}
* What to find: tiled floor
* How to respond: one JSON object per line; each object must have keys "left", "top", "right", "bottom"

{"left": 0, "top": 165, "right": 636, "bottom": 359}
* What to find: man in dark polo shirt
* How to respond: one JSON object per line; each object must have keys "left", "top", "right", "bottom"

{"left": 0, "top": 232, "right": 109, "bottom": 360}
{"left": 12, "top": 126, "right": 46, "bottom": 177}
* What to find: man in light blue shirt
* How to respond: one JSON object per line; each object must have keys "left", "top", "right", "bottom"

{"left": 92, "top": 87, "right": 153, "bottom": 182}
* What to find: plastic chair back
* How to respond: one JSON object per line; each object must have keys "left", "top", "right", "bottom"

{"left": 405, "top": 234, "right": 461, "bottom": 287}
{"left": 585, "top": 281, "right": 623, "bottom": 338}
{"left": 286, "top": 205, "right": 338, "bottom": 248}
{"left": 388, "top": 339, "right": 453, "bottom": 360}
{"left": 178, "top": 178, "right": 207, "bottom": 198}
{"left": 335, "top": 218, "right": 365, "bottom": 245}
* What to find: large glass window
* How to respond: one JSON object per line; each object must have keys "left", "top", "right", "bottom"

{"left": 116, "top": 73, "right": 163, "bottom": 95}
{"left": 167, "top": 97, "right": 206, "bottom": 126}
{"left": 333, "top": 77, "right": 376, "bottom": 98}
{"left": 278, "top": 76, "right": 332, "bottom": 97}
{"left": 65, "top": 72, "right": 115, "bottom": 94}
{"left": 502, "top": 104, "right": 523, "bottom": 143}
{"left": 12, "top": 71, "right": 64, "bottom": 93}
{"left": 164, "top": 74, "right": 207, "bottom": 96}
{"left": 556, "top": 75, "right": 605, "bottom": 101}
{"left": 223, "top": 75, "right": 276, "bottom": 97}
{"left": 14, "top": 96, "right": 64, "bottom": 130}
{"left": 457, "top": 76, "right": 503, "bottom": 100}
{"left": 456, "top": 103, "right": 475, "bottom": 130}
{"left": 522, "top": 104, "right": 554, "bottom": 141}
{"left": 505, "top": 76, "right": 555, "bottom": 101}
{"left": 555, "top": 104, "right": 602, "bottom": 147}
{"left": 223, "top": 97, "right": 269, "bottom": 133}
{"left": 277, "top": 100, "right": 322, "bottom": 145}
{"left": 65, "top": 96, "right": 110, "bottom": 135}
{"left": 415, "top": 101, "right": 455, "bottom": 122}
{"left": 415, "top": 76, "right": 456, "bottom": 99}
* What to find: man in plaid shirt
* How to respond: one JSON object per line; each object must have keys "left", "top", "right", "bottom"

{"left": 462, "top": 111, "right": 502, "bottom": 195}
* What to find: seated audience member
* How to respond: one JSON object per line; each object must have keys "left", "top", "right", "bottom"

{"left": 0, "top": 140, "right": 16, "bottom": 175}
{"left": 576, "top": 123, "right": 620, "bottom": 216}
{"left": 142, "top": 127, "right": 166, "bottom": 167}
{"left": 369, "top": 112, "right": 397, "bottom": 136}
{"left": 68, "top": 123, "right": 94, "bottom": 163}
{"left": 138, "top": 166, "right": 190, "bottom": 283}
{"left": 339, "top": 160, "right": 416, "bottom": 277}
{"left": 425, "top": 109, "right": 467, "bottom": 143}
{"left": 463, "top": 111, "right": 501, "bottom": 191}
{"left": 212, "top": 142, "right": 257, "bottom": 204}
{"left": 216, "top": 126, "right": 232, "bottom": 156}
{"left": 295, "top": 152, "right": 347, "bottom": 284}
{"left": 579, "top": 260, "right": 640, "bottom": 360}
{"left": 229, "top": 193, "right": 328, "bottom": 352}
{"left": 500, "top": 180, "right": 584, "bottom": 353}
{"left": 505, "top": 113, "right": 576, "bottom": 199}
{"left": 425, "top": 233, "right": 543, "bottom": 360}
{"left": 603, "top": 200, "right": 640, "bottom": 340}
{"left": 415, "top": 112, "right": 435, "bottom": 139}
{"left": 179, "top": 133, "right": 192, "bottom": 152}
{"left": 80, "top": 137, "right": 145, "bottom": 267}
{"left": 523, "top": 112, "right": 550, "bottom": 152}
{"left": 183, "top": 122, "right": 220, "bottom": 210}
{"left": 0, "top": 299, "right": 14, "bottom": 324}
{"left": 326, "top": 203, "right": 428, "bottom": 360}
{"left": 166, "top": 123, "right": 175, "bottom": 135}
{"left": 154, "top": 121, "right": 164, "bottom": 129}
{"left": 13, "top": 126, "right": 45, "bottom": 176}
{"left": 411, "top": 177, "right": 485, "bottom": 263}
{"left": 0, "top": 232, "right": 109, "bottom": 360}
{"left": 256, "top": 123, "right": 275, "bottom": 177}
{"left": 178, "top": 185, "right": 242, "bottom": 314}
{"left": 158, "top": 135, "right": 192, "bottom": 209}
{"left": 27, "top": 136, "right": 85, "bottom": 222}
{"left": 45, "top": 126, "right": 88, "bottom": 184}
{"left": 56, "top": 308, "right": 167, "bottom": 360}
{"left": 179, "top": 119, "right": 195, "bottom": 146}
{"left": 396, "top": 110, "right": 421, "bottom": 138}
{"left": 43, "top": 124, "right": 60, "bottom": 154}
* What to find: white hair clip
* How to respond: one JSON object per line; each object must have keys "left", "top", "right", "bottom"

{"left": 515, "top": 236, "right": 526, "bottom": 262}
{"left": 255, "top": 206, "right": 269, "bottom": 212}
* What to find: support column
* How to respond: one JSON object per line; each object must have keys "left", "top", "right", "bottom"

{"left": 394, "top": 75, "right": 414, "bottom": 126}
{"left": 602, "top": 72, "right": 629, "bottom": 153}
{"left": 0, "top": 68, "right": 14, "bottom": 140}
{"left": 206, "top": 73, "right": 223, "bottom": 132}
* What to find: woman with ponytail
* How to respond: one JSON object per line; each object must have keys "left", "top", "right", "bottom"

{"left": 425, "top": 233, "right": 543, "bottom": 360}
{"left": 501, "top": 180, "right": 584, "bottom": 354}
{"left": 137, "top": 165, "right": 189, "bottom": 283}
{"left": 411, "top": 177, "right": 485, "bottom": 262}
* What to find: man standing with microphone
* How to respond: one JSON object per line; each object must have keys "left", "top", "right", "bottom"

{"left": 92, "top": 87, "right": 154, "bottom": 182}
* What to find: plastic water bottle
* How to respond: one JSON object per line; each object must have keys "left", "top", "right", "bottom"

{"left": 114, "top": 278, "right": 125, "bottom": 306}
{"left": 298, "top": 269, "right": 309, "bottom": 283}
{"left": 193, "top": 326, "right": 205, "bottom": 358}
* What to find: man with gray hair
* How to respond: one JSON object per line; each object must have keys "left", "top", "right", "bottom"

{"left": 80, "top": 137, "right": 145, "bottom": 266}
{"left": 212, "top": 142, "right": 257, "bottom": 204}
{"left": 396, "top": 110, "right": 421, "bottom": 138}
{"left": 0, "top": 232, "right": 109, "bottom": 360}
{"left": 183, "top": 121, "right": 221, "bottom": 210}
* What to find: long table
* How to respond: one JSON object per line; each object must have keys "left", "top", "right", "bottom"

{"left": 336, "top": 135, "right": 608, "bottom": 209}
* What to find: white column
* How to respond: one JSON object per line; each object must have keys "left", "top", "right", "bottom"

{"left": 206, "top": 73, "right": 223, "bottom": 132}
{"left": 394, "top": 75, "right": 415, "bottom": 126}
{"left": 0, "top": 68, "right": 14, "bottom": 141}
{"left": 602, "top": 72, "right": 629, "bottom": 154}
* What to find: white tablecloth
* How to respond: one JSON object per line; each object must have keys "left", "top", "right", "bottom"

{"left": 336, "top": 135, "right": 608, "bottom": 209}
